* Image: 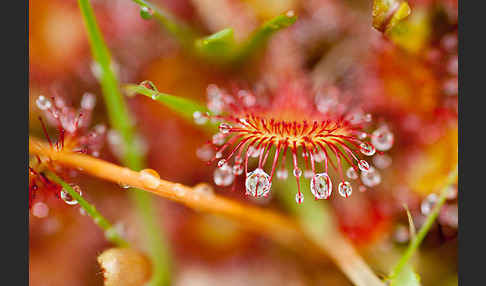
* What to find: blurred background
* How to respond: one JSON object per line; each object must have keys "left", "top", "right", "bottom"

{"left": 29, "top": 0, "right": 457, "bottom": 285}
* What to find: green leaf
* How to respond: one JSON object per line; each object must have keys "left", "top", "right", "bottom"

{"left": 131, "top": 0, "right": 297, "bottom": 65}
{"left": 124, "top": 84, "right": 218, "bottom": 133}
{"left": 124, "top": 84, "right": 207, "bottom": 119}
{"left": 232, "top": 11, "right": 297, "bottom": 64}
{"left": 195, "top": 28, "right": 237, "bottom": 62}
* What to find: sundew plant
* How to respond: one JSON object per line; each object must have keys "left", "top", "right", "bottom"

{"left": 29, "top": 0, "right": 458, "bottom": 285}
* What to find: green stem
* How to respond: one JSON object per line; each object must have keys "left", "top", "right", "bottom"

{"left": 46, "top": 171, "right": 128, "bottom": 247}
{"left": 132, "top": 0, "right": 200, "bottom": 49}
{"left": 77, "top": 1, "right": 171, "bottom": 285}
{"left": 389, "top": 183, "right": 453, "bottom": 279}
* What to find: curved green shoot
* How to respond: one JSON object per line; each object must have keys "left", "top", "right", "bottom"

{"left": 77, "top": 1, "right": 172, "bottom": 285}
{"left": 46, "top": 171, "right": 128, "bottom": 247}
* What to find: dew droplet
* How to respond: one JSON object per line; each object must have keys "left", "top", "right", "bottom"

{"left": 338, "top": 181, "right": 352, "bottom": 198}
{"left": 196, "top": 145, "right": 213, "bottom": 161}
{"left": 214, "top": 164, "right": 234, "bottom": 186}
{"left": 81, "top": 92, "right": 96, "bottom": 110}
{"left": 421, "top": 193, "right": 438, "bottom": 215}
{"left": 360, "top": 142, "right": 376, "bottom": 156}
{"left": 248, "top": 146, "right": 261, "bottom": 158}
{"left": 234, "top": 156, "right": 243, "bottom": 164}
{"left": 364, "top": 113, "right": 372, "bottom": 122}
{"left": 32, "top": 202, "right": 49, "bottom": 218}
{"left": 219, "top": 123, "right": 232, "bottom": 134}
{"left": 276, "top": 168, "right": 288, "bottom": 180}
{"left": 373, "top": 154, "right": 392, "bottom": 169}
{"left": 139, "top": 169, "right": 160, "bottom": 189}
{"left": 358, "top": 160, "right": 370, "bottom": 172}
{"left": 313, "top": 150, "right": 325, "bottom": 162}
{"left": 295, "top": 192, "right": 304, "bottom": 204}
{"left": 212, "top": 133, "right": 225, "bottom": 145}
{"left": 371, "top": 127, "right": 394, "bottom": 151}
{"left": 293, "top": 168, "right": 302, "bottom": 178}
{"left": 36, "top": 95, "right": 52, "bottom": 110}
{"left": 118, "top": 182, "right": 131, "bottom": 189}
{"left": 60, "top": 185, "right": 83, "bottom": 205}
{"left": 245, "top": 168, "right": 271, "bottom": 197}
{"left": 79, "top": 207, "right": 87, "bottom": 216}
{"left": 215, "top": 151, "right": 223, "bottom": 159}
{"left": 207, "top": 84, "right": 225, "bottom": 114}
{"left": 232, "top": 164, "right": 244, "bottom": 175}
{"left": 360, "top": 167, "right": 381, "bottom": 187}
{"left": 139, "top": 80, "right": 158, "bottom": 99}
{"left": 346, "top": 167, "right": 358, "bottom": 180}
{"left": 310, "top": 173, "right": 332, "bottom": 199}
{"left": 140, "top": 6, "right": 154, "bottom": 19}
{"left": 193, "top": 183, "right": 214, "bottom": 196}
{"left": 445, "top": 186, "right": 458, "bottom": 200}
{"left": 193, "top": 111, "right": 207, "bottom": 125}
{"left": 217, "top": 159, "right": 227, "bottom": 168}
{"left": 394, "top": 225, "right": 410, "bottom": 243}
{"left": 357, "top": 132, "right": 367, "bottom": 140}
{"left": 286, "top": 10, "right": 295, "bottom": 18}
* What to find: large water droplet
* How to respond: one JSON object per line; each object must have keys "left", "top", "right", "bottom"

{"left": 360, "top": 142, "right": 376, "bottom": 156}
{"left": 36, "top": 95, "right": 52, "bottom": 110}
{"left": 360, "top": 167, "right": 381, "bottom": 187}
{"left": 193, "top": 111, "right": 207, "bottom": 125}
{"left": 338, "top": 181, "right": 352, "bottom": 198}
{"left": 421, "top": 193, "right": 438, "bottom": 215}
{"left": 346, "top": 167, "right": 358, "bottom": 180}
{"left": 295, "top": 192, "right": 304, "bottom": 204}
{"left": 371, "top": 127, "right": 394, "bottom": 151}
{"left": 140, "top": 6, "right": 154, "bottom": 19}
{"left": 60, "top": 185, "right": 82, "bottom": 205}
{"left": 214, "top": 165, "right": 234, "bottom": 186}
{"left": 310, "top": 173, "right": 332, "bottom": 199}
{"left": 245, "top": 168, "right": 271, "bottom": 197}
{"left": 139, "top": 169, "right": 160, "bottom": 189}
{"left": 358, "top": 160, "right": 370, "bottom": 172}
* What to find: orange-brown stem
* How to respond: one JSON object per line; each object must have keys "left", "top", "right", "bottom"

{"left": 30, "top": 136, "right": 384, "bottom": 286}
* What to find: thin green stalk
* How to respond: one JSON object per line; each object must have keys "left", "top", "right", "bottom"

{"left": 132, "top": 0, "right": 200, "bottom": 49}
{"left": 46, "top": 171, "right": 128, "bottom": 247}
{"left": 77, "top": 1, "right": 171, "bottom": 285}
{"left": 389, "top": 180, "right": 455, "bottom": 280}
{"left": 131, "top": 0, "right": 296, "bottom": 65}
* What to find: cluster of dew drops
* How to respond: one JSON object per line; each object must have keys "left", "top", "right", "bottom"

{"left": 192, "top": 86, "right": 395, "bottom": 204}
